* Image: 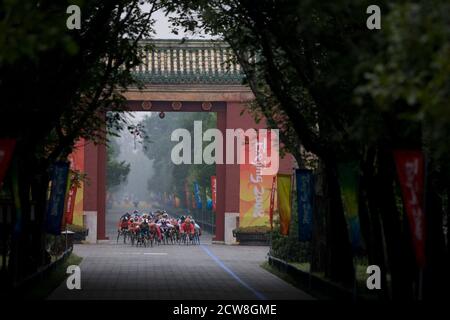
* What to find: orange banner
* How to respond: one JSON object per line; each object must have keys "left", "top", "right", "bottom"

{"left": 239, "top": 141, "right": 276, "bottom": 227}
{"left": 67, "top": 139, "right": 84, "bottom": 226}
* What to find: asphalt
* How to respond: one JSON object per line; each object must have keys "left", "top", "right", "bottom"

{"left": 48, "top": 206, "right": 312, "bottom": 300}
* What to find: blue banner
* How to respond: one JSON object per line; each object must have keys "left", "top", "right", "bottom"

{"left": 193, "top": 182, "right": 202, "bottom": 209}
{"left": 296, "top": 169, "right": 314, "bottom": 241}
{"left": 205, "top": 187, "right": 213, "bottom": 210}
{"left": 46, "top": 162, "right": 70, "bottom": 235}
{"left": 206, "top": 198, "right": 213, "bottom": 210}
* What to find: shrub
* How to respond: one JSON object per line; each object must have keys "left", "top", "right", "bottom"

{"left": 233, "top": 225, "right": 271, "bottom": 234}
{"left": 269, "top": 207, "right": 311, "bottom": 263}
{"left": 66, "top": 224, "right": 88, "bottom": 233}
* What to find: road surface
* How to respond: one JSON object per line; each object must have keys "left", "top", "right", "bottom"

{"left": 49, "top": 206, "right": 312, "bottom": 300}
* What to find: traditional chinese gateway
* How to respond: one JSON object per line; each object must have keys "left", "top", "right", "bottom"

{"left": 73, "top": 39, "right": 293, "bottom": 244}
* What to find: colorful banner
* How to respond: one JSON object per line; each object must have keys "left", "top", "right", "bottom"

{"left": 46, "top": 162, "right": 70, "bottom": 235}
{"left": 65, "top": 182, "right": 78, "bottom": 226}
{"left": 269, "top": 176, "right": 276, "bottom": 230}
{"left": 239, "top": 141, "right": 276, "bottom": 227}
{"left": 277, "top": 174, "right": 292, "bottom": 235}
{"left": 193, "top": 182, "right": 202, "bottom": 209}
{"left": 60, "top": 172, "right": 71, "bottom": 230}
{"left": 296, "top": 169, "right": 314, "bottom": 241}
{"left": 0, "top": 139, "right": 16, "bottom": 188}
{"left": 394, "top": 150, "right": 426, "bottom": 268}
{"left": 205, "top": 187, "right": 213, "bottom": 210}
{"left": 338, "top": 163, "right": 362, "bottom": 251}
{"left": 211, "top": 176, "right": 217, "bottom": 212}
{"left": 68, "top": 139, "right": 84, "bottom": 226}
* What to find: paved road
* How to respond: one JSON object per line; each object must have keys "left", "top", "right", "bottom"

{"left": 49, "top": 206, "right": 312, "bottom": 300}
{"left": 49, "top": 237, "right": 311, "bottom": 300}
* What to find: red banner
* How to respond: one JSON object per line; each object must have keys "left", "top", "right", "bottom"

{"left": 0, "top": 139, "right": 16, "bottom": 188}
{"left": 65, "top": 184, "right": 78, "bottom": 225}
{"left": 394, "top": 150, "right": 426, "bottom": 268}
{"left": 211, "top": 176, "right": 217, "bottom": 212}
{"left": 269, "top": 176, "right": 277, "bottom": 230}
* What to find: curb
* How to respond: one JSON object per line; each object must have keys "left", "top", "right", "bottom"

{"left": 267, "top": 255, "right": 355, "bottom": 300}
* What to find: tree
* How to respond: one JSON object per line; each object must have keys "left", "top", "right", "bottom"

{"left": 107, "top": 138, "right": 130, "bottom": 194}
{"left": 0, "top": 0, "right": 162, "bottom": 288}
{"left": 163, "top": 0, "right": 364, "bottom": 286}
{"left": 355, "top": 1, "right": 450, "bottom": 299}
{"left": 142, "top": 112, "right": 216, "bottom": 210}
{"left": 163, "top": 0, "right": 450, "bottom": 297}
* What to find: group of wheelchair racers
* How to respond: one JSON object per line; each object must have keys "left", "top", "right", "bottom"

{"left": 117, "top": 209, "right": 201, "bottom": 247}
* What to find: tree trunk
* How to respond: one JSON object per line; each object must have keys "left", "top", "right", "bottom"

{"left": 422, "top": 167, "right": 448, "bottom": 299}
{"left": 360, "top": 147, "right": 389, "bottom": 298}
{"left": 310, "top": 161, "right": 327, "bottom": 274}
{"left": 375, "top": 148, "right": 415, "bottom": 299}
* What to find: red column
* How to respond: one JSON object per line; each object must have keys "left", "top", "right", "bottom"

{"left": 97, "top": 142, "right": 107, "bottom": 240}
{"left": 83, "top": 139, "right": 107, "bottom": 241}
{"left": 225, "top": 102, "right": 242, "bottom": 214}
{"left": 214, "top": 108, "right": 226, "bottom": 242}
{"left": 83, "top": 142, "right": 98, "bottom": 213}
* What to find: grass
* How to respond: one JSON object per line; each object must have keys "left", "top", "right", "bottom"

{"left": 21, "top": 253, "right": 82, "bottom": 300}
{"left": 291, "top": 262, "right": 310, "bottom": 272}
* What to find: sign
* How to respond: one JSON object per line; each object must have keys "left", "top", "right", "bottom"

{"left": 0, "top": 139, "right": 16, "bottom": 188}
{"left": 394, "top": 150, "right": 426, "bottom": 268}
{"left": 211, "top": 176, "right": 217, "bottom": 212}
{"left": 296, "top": 169, "right": 314, "bottom": 241}
{"left": 277, "top": 174, "right": 292, "bottom": 235}
{"left": 46, "top": 162, "right": 70, "bottom": 235}
{"left": 239, "top": 140, "right": 275, "bottom": 228}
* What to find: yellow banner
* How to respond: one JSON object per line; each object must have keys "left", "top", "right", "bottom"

{"left": 239, "top": 162, "right": 275, "bottom": 228}
{"left": 277, "top": 174, "right": 292, "bottom": 235}
{"left": 67, "top": 139, "right": 84, "bottom": 227}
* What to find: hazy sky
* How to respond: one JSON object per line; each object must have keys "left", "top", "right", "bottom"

{"left": 151, "top": 8, "right": 214, "bottom": 39}
{"left": 152, "top": 9, "right": 183, "bottom": 39}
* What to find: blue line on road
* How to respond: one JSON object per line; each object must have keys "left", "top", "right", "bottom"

{"left": 200, "top": 245, "right": 267, "bottom": 300}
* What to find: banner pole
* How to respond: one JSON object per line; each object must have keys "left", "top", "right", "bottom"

{"left": 303, "top": 168, "right": 314, "bottom": 291}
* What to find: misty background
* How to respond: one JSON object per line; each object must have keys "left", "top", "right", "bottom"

{"left": 106, "top": 112, "right": 216, "bottom": 213}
